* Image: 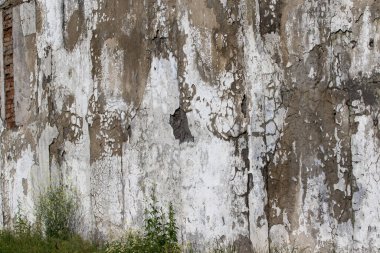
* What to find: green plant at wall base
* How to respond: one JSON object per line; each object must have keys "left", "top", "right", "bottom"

{"left": 106, "top": 191, "right": 181, "bottom": 253}
{"left": 144, "top": 191, "right": 164, "bottom": 250}
{"left": 36, "top": 185, "right": 78, "bottom": 240}
{"left": 165, "top": 203, "right": 179, "bottom": 250}
{"left": 0, "top": 200, "right": 102, "bottom": 253}
{"left": 143, "top": 191, "right": 180, "bottom": 253}
{"left": 14, "top": 205, "right": 33, "bottom": 237}
{"left": 0, "top": 186, "right": 184, "bottom": 253}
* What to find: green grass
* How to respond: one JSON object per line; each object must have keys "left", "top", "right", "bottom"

{"left": 0, "top": 230, "right": 103, "bottom": 253}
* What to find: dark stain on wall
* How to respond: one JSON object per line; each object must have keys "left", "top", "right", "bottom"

{"left": 35, "top": 1, "right": 43, "bottom": 34}
{"left": 88, "top": 113, "right": 127, "bottom": 164}
{"left": 259, "top": 0, "right": 283, "bottom": 36}
{"left": 233, "top": 235, "right": 254, "bottom": 253}
{"left": 347, "top": 73, "right": 380, "bottom": 107}
{"left": 169, "top": 107, "right": 194, "bottom": 144}
{"left": 63, "top": 0, "right": 85, "bottom": 51}
{"left": 90, "top": 0, "right": 154, "bottom": 107}
{"left": 267, "top": 19, "right": 359, "bottom": 248}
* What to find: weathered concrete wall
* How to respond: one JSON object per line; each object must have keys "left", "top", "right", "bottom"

{"left": 1, "top": 0, "right": 380, "bottom": 252}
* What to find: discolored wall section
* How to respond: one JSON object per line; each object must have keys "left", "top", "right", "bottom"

{"left": 0, "top": 0, "right": 380, "bottom": 252}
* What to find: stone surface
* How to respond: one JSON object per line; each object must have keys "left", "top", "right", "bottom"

{"left": 0, "top": 0, "right": 380, "bottom": 252}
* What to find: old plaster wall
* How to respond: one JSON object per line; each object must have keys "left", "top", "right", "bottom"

{"left": 1, "top": 0, "right": 380, "bottom": 252}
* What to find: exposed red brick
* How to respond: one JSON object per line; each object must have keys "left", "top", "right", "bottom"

{"left": 3, "top": 8, "right": 15, "bottom": 128}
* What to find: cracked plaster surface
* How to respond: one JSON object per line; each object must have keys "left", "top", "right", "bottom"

{"left": 1, "top": 0, "right": 380, "bottom": 252}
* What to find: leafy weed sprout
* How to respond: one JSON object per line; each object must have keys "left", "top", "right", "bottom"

{"left": 106, "top": 190, "right": 181, "bottom": 253}
{"left": 36, "top": 185, "right": 78, "bottom": 240}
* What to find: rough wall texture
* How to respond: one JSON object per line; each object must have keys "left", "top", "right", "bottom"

{"left": 0, "top": 0, "right": 380, "bottom": 252}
